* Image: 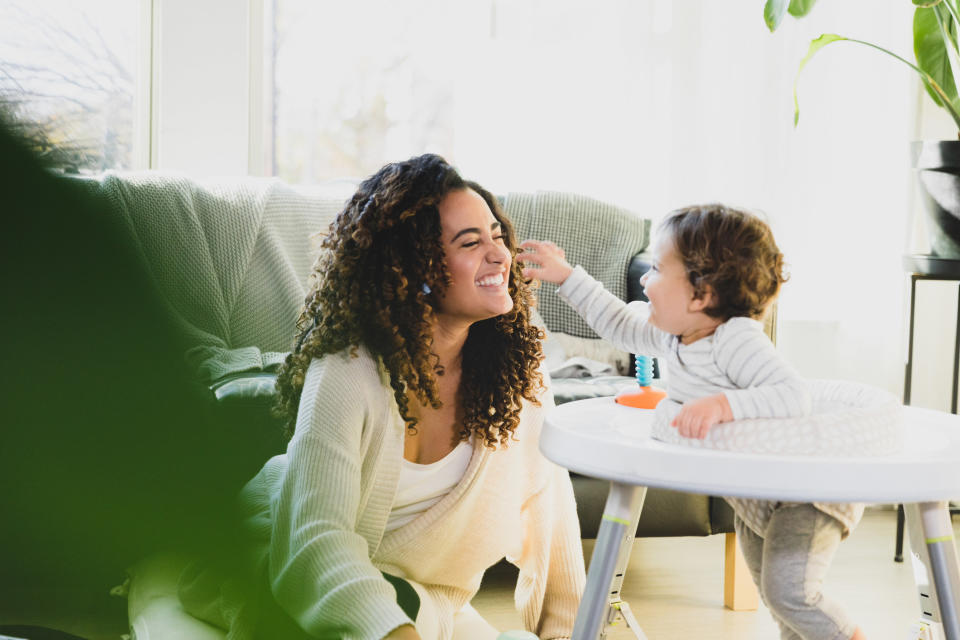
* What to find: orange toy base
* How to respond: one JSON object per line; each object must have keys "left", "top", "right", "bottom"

{"left": 615, "top": 386, "right": 667, "bottom": 409}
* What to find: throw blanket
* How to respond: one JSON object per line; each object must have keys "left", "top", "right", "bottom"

{"left": 99, "top": 172, "right": 347, "bottom": 383}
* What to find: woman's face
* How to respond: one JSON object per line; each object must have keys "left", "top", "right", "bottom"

{"left": 435, "top": 188, "right": 514, "bottom": 326}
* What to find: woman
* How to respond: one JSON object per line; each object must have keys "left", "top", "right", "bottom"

{"left": 183, "top": 154, "right": 585, "bottom": 639}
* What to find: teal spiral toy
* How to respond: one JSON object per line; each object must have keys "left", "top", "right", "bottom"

{"left": 615, "top": 354, "right": 666, "bottom": 408}
{"left": 635, "top": 354, "right": 655, "bottom": 387}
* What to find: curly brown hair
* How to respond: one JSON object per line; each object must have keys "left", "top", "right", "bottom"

{"left": 661, "top": 204, "right": 787, "bottom": 321}
{"left": 275, "top": 154, "right": 544, "bottom": 447}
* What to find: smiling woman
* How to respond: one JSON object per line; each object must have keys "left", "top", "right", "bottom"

{"left": 177, "top": 153, "right": 586, "bottom": 640}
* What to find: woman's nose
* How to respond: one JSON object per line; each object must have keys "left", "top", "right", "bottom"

{"left": 487, "top": 243, "right": 509, "bottom": 263}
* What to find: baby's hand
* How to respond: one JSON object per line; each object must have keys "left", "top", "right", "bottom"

{"left": 671, "top": 393, "right": 733, "bottom": 439}
{"left": 517, "top": 240, "right": 574, "bottom": 284}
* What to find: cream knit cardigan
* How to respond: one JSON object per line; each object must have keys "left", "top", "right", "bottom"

{"left": 230, "top": 348, "right": 585, "bottom": 640}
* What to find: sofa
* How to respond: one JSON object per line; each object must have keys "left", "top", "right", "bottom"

{"left": 90, "top": 173, "right": 738, "bottom": 537}
{"left": 2, "top": 170, "right": 746, "bottom": 638}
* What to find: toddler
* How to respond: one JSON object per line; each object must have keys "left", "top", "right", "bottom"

{"left": 518, "top": 204, "right": 865, "bottom": 640}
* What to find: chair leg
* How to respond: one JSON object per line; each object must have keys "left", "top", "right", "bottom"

{"left": 724, "top": 531, "right": 759, "bottom": 611}
{"left": 895, "top": 503, "right": 905, "bottom": 563}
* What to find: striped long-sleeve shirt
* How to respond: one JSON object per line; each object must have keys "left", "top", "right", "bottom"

{"left": 556, "top": 266, "right": 862, "bottom": 537}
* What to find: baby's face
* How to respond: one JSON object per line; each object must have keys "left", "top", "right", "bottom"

{"left": 639, "top": 234, "right": 718, "bottom": 343}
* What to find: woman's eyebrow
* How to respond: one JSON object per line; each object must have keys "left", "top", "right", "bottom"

{"left": 451, "top": 222, "right": 501, "bottom": 242}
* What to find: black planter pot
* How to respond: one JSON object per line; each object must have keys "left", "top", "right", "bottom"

{"left": 912, "top": 140, "right": 960, "bottom": 258}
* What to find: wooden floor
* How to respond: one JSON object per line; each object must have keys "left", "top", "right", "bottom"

{"left": 473, "top": 508, "right": 958, "bottom": 639}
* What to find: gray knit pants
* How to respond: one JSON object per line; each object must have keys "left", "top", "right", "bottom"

{"left": 734, "top": 504, "right": 856, "bottom": 640}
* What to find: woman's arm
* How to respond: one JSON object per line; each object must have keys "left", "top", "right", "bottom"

{"left": 268, "top": 355, "right": 413, "bottom": 640}
{"left": 514, "top": 462, "right": 586, "bottom": 640}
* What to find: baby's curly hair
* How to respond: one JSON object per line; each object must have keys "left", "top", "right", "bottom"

{"left": 274, "top": 154, "right": 544, "bottom": 447}
{"left": 661, "top": 204, "right": 787, "bottom": 321}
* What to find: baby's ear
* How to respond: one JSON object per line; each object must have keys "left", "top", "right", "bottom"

{"left": 689, "top": 285, "right": 715, "bottom": 313}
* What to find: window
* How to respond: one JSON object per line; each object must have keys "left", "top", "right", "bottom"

{"left": 0, "top": 0, "right": 140, "bottom": 173}
{"left": 270, "top": 0, "right": 486, "bottom": 182}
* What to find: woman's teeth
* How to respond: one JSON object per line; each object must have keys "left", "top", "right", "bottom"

{"left": 476, "top": 273, "right": 504, "bottom": 287}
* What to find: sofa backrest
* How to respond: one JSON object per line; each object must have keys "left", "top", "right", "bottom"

{"left": 92, "top": 173, "right": 348, "bottom": 381}
{"left": 96, "top": 173, "right": 649, "bottom": 380}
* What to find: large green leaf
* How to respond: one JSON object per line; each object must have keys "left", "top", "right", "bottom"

{"left": 914, "top": 6, "right": 959, "bottom": 108}
{"left": 787, "top": 0, "right": 818, "bottom": 17}
{"left": 764, "top": 0, "right": 816, "bottom": 31}
{"left": 764, "top": 0, "right": 790, "bottom": 32}
{"left": 793, "top": 32, "right": 960, "bottom": 130}
{"left": 793, "top": 34, "right": 846, "bottom": 126}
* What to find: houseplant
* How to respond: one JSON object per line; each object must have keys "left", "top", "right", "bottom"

{"left": 765, "top": 0, "right": 960, "bottom": 257}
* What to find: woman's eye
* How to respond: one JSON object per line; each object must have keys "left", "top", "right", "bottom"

{"left": 461, "top": 235, "right": 503, "bottom": 248}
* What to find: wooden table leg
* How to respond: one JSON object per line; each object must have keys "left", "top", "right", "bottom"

{"left": 724, "top": 531, "right": 759, "bottom": 611}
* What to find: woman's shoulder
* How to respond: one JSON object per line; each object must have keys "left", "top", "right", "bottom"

{"left": 292, "top": 346, "right": 398, "bottom": 448}
{"left": 304, "top": 345, "right": 388, "bottom": 391}
{"left": 296, "top": 347, "right": 393, "bottom": 429}
{"left": 491, "top": 393, "right": 550, "bottom": 463}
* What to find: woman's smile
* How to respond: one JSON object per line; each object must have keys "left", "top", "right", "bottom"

{"left": 475, "top": 270, "right": 506, "bottom": 289}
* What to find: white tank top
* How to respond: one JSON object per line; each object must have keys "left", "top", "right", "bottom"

{"left": 385, "top": 439, "right": 473, "bottom": 532}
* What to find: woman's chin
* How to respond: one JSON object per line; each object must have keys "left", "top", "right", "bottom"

{"left": 483, "top": 296, "right": 514, "bottom": 320}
